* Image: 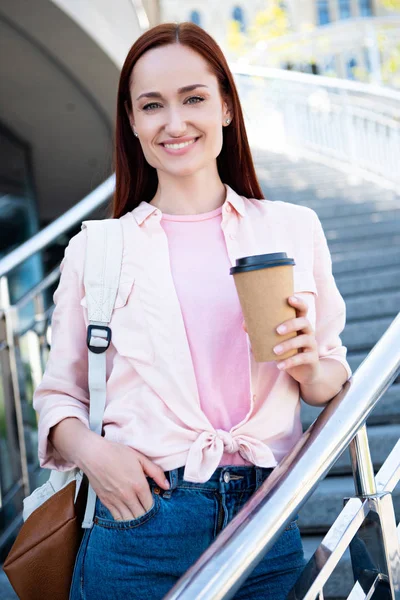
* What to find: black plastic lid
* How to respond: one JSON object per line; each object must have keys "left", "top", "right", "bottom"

{"left": 230, "top": 252, "right": 295, "bottom": 275}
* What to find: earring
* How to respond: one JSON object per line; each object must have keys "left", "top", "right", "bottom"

{"left": 225, "top": 119, "right": 231, "bottom": 125}
{"left": 134, "top": 131, "right": 138, "bottom": 137}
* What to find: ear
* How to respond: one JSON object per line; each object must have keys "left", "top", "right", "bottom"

{"left": 124, "top": 100, "right": 135, "bottom": 130}
{"left": 222, "top": 96, "right": 233, "bottom": 124}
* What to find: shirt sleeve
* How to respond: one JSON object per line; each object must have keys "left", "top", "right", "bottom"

{"left": 311, "top": 209, "right": 352, "bottom": 380}
{"left": 32, "top": 230, "right": 90, "bottom": 471}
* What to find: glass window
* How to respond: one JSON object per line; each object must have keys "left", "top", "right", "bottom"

{"left": 338, "top": 0, "right": 351, "bottom": 19}
{"left": 190, "top": 10, "right": 201, "bottom": 27}
{"left": 359, "top": 0, "right": 372, "bottom": 16}
{"left": 346, "top": 57, "right": 357, "bottom": 79}
{"left": 317, "top": 1, "right": 330, "bottom": 25}
{"left": 232, "top": 6, "right": 246, "bottom": 32}
{"left": 363, "top": 47, "right": 371, "bottom": 72}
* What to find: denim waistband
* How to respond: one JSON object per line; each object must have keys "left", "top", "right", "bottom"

{"left": 157, "top": 465, "right": 274, "bottom": 497}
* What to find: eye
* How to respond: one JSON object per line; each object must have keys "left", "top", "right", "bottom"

{"left": 142, "top": 102, "right": 161, "bottom": 111}
{"left": 186, "top": 96, "right": 205, "bottom": 105}
{"left": 142, "top": 96, "right": 205, "bottom": 111}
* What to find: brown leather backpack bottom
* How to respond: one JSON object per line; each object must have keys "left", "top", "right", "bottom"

{"left": 3, "top": 474, "right": 89, "bottom": 600}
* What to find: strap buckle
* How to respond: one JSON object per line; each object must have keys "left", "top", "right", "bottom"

{"left": 86, "top": 325, "right": 112, "bottom": 354}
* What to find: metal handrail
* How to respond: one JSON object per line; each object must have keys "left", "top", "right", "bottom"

{"left": 164, "top": 313, "right": 400, "bottom": 599}
{"left": 0, "top": 174, "right": 115, "bottom": 279}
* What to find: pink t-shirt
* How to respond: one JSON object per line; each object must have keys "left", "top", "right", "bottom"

{"left": 160, "top": 205, "right": 252, "bottom": 467}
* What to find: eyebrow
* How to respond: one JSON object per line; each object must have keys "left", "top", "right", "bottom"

{"left": 136, "top": 84, "right": 209, "bottom": 102}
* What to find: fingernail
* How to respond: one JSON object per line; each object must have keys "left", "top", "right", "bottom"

{"left": 277, "top": 325, "right": 286, "bottom": 334}
{"left": 274, "top": 345, "right": 283, "bottom": 354}
{"left": 291, "top": 296, "right": 298, "bottom": 302}
{"left": 164, "top": 478, "right": 170, "bottom": 488}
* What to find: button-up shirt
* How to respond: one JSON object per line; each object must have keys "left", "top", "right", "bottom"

{"left": 33, "top": 184, "right": 352, "bottom": 483}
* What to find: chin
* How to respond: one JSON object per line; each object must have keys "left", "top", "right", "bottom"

{"left": 166, "top": 163, "right": 203, "bottom": 178}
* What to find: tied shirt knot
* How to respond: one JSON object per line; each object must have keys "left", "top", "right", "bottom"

{"left": 183, "top": 429, "right": 277, "bottom": 483}
{"left": 215, "top": 429, "right": 240, "bottom": 454}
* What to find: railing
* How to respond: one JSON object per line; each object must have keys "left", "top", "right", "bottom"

{"left": 0, "top": 175, "right": 115, "bottom": 279}
{"left": 0, "top": 177, "right": 114, "bottom": 556}
{"left": 231, "top": 64, "right": 400, "bottom": 191}
{"left": 164, "top": 315, "right": 400, "bottom": 599}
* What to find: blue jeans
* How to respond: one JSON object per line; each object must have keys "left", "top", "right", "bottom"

{"left": 69, "top": 465, "right": 305, "bottom": 600}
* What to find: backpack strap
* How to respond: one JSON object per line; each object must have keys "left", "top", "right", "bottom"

{"left": 80, "top": 219, "right": 123, "bottom": 528}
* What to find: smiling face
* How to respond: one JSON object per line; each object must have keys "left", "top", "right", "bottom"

{"left": 126, "top": 43, "right": 232, "bottom": 178}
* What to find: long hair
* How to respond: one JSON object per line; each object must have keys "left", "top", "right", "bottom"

{"left": 112, "top": 22, "right": 264, "bottom": 218}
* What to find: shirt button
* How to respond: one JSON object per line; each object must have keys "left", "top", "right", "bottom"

{"left": 253, "top": 394, "right": 257, "bottom": 401}
{"left": 223, "top": 472, "right": 231, "bottom": 483}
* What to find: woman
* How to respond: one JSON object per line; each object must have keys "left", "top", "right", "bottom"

{"left": 33, "top": 22, "right": 352, "bottom": 600}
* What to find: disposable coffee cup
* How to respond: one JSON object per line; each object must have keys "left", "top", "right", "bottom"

{"left": 230, "top": 252, "right": 298, "bottom": 362}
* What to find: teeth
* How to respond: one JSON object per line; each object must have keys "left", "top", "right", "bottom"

{"left": 164, "top": 139, "right": 196, "bottom": 149}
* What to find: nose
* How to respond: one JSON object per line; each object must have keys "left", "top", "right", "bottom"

{"left": 164, "top": 106, "right": 187, "bottom": 137}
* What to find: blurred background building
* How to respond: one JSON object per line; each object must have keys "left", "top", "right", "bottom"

{"left": 1, "top": 0, "right": 400, "bottom": 264}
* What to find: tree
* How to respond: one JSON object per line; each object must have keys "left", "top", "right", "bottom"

{"left": 379, "top": 0, "right": 400, "bottom": 9}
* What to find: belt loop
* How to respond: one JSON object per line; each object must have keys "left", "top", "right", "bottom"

{"left": 163, "top": 468, "right": 178, "bottom": 499}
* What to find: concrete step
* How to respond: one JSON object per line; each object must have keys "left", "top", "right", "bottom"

{"left": 296, "top": 419, "right": 400, "bottom": 474}
{"left": 328, "top": 235, "right": 400, "bottom": 253}
{"left": 321, "top": 209, "right": 400, "bottom": 229}
{"left": 301, "top": 384, "right": 400, "bottom": 427}
{"left": 259, "top": 167, "right": 397, "bottom": 193}
{"left": 335, "top": 268, "right": 400, "bottom": 297}
{"left": 269, "top": 189, "right": 398, "bottom": 209}
{"left": 341, "top": 316, "right": 395, "bottom": 353}
{"left": 298, "top": 475, "right": 400, "bottom": 533}
{"left": 289, "top": 189, "right": 399, "bottom": 207}
{"left": 331, "top": 246, "right": 400, "bottom": 274}
{"left": 325, "top": 220, "right": 400, "bottom": 242}
{"left": 345, "top": 290, "right": 400, "bottom": 321}
{"left": 316, "top": 200, "right": 400, "bottom": 220}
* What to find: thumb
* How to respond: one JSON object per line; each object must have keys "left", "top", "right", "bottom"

{"left": 140, "top": 456, "right": 170, "bottom": 490}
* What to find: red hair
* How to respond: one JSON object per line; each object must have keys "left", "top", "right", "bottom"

{"left": 112, "top": 22, "right": 264, "bottom": 218}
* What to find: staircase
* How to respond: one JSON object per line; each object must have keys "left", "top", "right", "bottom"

{"left": 1, "top": 152, "right": 399, "bottom": 600}
{"left": 255, "top": 149, "right": 400, "bottom": 599}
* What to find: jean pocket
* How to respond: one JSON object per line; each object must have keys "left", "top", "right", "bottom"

{"left": 94, "top": 490, "right": 160, "bottom": 530}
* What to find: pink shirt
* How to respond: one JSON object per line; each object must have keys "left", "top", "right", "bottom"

{"left": 160, "top": 206, "right": 251, "bottom": 467}
{"left": 33, "top": 183, "right": 352, "bottom": 483}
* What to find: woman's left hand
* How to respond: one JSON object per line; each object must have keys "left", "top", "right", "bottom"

{"left": 242, "top": 295, "right": 322, "bottom": 385}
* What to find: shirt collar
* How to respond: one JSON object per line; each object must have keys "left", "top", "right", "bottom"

{"left": 130, "top": 183, "right": 246, "bottom": 226}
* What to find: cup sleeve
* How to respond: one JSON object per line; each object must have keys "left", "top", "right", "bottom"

{"left": 311, "top": 210, "right": 352, "bottom": 381}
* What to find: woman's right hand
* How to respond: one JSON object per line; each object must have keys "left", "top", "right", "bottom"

{"left": 81, "top": 437, "right": 170, "bottom": 521}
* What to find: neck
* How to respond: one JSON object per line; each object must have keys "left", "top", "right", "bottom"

{"left": 150, "top": 165, "right": 227, "bottom": 215}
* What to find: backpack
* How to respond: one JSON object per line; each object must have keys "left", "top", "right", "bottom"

{"left": 22, "top": 218, "right": 123, "bottom": 529}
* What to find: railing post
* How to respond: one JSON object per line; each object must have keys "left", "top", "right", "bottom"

{"left": 0, "top": 276, "right": 31, "bottom": 500}
{"left": 348, "top": 425, "right": 400, "bottom": 598}
{"left": 349, "top": 424, "right": 377, "bottom": 496}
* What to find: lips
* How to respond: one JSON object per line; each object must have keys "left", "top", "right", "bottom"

{"left": 160, "top": 136, "right": 200, "bottom": 146}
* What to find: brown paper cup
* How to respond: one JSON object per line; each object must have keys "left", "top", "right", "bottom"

{"left": 232, "top": 264, "right": 298, "bottom": 362}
